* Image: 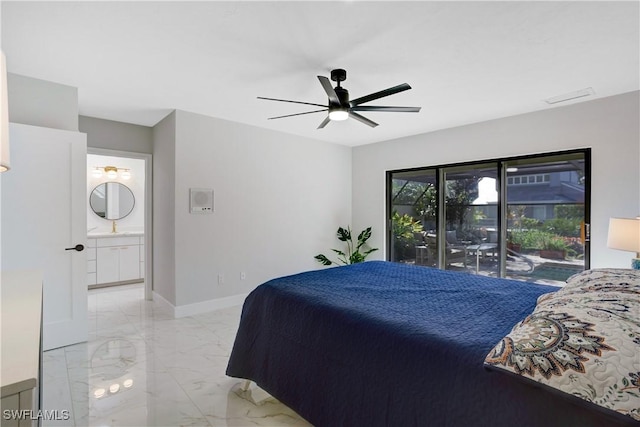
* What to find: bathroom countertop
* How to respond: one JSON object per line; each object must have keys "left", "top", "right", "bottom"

{"left": 88, "top": 231, "right": 144, "bottom": 238}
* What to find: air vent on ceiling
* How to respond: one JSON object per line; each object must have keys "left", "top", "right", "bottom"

{"left": 544, "top": 87, "right": 595, "bottom": 105}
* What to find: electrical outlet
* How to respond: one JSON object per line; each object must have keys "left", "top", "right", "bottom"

{"left": 218, "top": 274, "right": 224, "bottom": 285}
{"left": 240, "top": 272, "right": 246, "bottom": 280}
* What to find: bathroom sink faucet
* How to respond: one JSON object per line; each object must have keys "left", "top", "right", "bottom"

{"left": 111, "top": 220, "right": 117, "bottom": 233}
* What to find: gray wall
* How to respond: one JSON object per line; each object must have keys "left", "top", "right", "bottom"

{"left": 153, "top": 110, "right": 352, "bottom": 310}
{"left": 152, "top": 111, "right": 177, "bottom": 305}
{"left": 79, "top": 115, "right": 152, "bottom": 153}
{"left": 7, "top": 73, "right": 78, "bottom": 131}
{"left": 352, "top": 91, "right": 640, "bottom": 269}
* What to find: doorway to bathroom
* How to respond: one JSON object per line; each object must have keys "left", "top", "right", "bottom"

{"left": 87, "top": 148, "right": 153, "bottom": 300}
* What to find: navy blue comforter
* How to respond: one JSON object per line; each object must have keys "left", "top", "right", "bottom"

{"left": 226, "top": 261, "right": 634, "bottom": 427}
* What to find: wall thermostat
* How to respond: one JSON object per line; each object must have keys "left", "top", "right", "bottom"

{"left": 190, "top": 188, "right": 214, "bottom": 214}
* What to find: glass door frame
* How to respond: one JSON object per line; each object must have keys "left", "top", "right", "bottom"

{"left": 386, "top": 148, "right": 591, "bottom": 279}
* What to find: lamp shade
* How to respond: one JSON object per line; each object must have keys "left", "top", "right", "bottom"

{"left": 607, "top": 217, "right": 640, "bottom": 254}
{"left": 0, "top": 51, "right": 10, "bottom": 172}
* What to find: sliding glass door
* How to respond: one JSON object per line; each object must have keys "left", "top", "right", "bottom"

{"left": 504, "top": 152, "right": 588, "bottom": 282}
{"left": 443, "top": 164, "right": 499, "bottom": 275}
{"left": 389, "top": 170, "right": 437, "bottom": 265}
{"left": 386, "top": 149, "right": 590, "bottom": 285}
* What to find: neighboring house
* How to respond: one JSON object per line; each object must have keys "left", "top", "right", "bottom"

{"left": 507, "top": 170, "right": 585, "bottom": 221}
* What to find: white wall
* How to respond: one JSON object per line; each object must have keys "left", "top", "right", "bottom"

{"left": 352, "top": 91, "right": 640, "bottom": 269}
{"left": 86, "top": 154, "right": 145, "bottom": 233}
{"left": 80, "top": 116, "right": 153, "bottom": 154}
{"left": 152, "top": 112, "right": 176, "bottom": 305}
{"left": 170, "top": 110, "right": 352, "bottom": 308}
{"left": 7, "top": 73, "right": 78, "bottom": 131}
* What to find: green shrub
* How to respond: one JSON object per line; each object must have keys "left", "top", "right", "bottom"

{"left": 542, "top": 218, "right": 581, "bottom": 237}
{"left": 510, "top": 228, "right": 574, "bottom": 253}
{"left": 392, "top": 212, "right": 424, "bottom": 260}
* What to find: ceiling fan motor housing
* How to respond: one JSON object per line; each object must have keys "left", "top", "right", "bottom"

{"left": 330, "top": 68, "right": 347, "bottom": 83}
{"left": 333, "top": 87, "right": 350, "bottom": 108}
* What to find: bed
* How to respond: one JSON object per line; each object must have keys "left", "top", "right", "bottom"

{"left": 226, "top": 261, "right": 639, "bottom": 426}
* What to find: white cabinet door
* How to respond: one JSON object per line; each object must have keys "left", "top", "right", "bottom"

{"left": 118, "top": 245, "right": 140, "bottom": 281}
{"left": 96, "top": 247, "right": 119, "bottom": 284}
{"left": 2, "top": 123, "right": 88, "bottom": 350}
{"left": 140, "top": 243, "right": 145, "bottom": 279}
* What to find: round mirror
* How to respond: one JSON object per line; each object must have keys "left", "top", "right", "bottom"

{"left": 90, "top": 182, "right": 135, "bottom": 220}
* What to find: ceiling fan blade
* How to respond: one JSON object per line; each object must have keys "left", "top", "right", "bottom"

{"left": 349, "top": 112, "right": 378, "bottom": 128}
{"left": 258, "top": 96, "right": 326, "bottom": 108}
{"left": 317, "top": 76, "right": 340, "bottom": 104}
{"left": 268, "top": 109, "right": 327, "bottom": 120}
{"left": 317, "top": 116, "right": 331, "bottom": 129}
{"left": 350, "top": 106, "right": 421, "bottom": 113}
{"left": 350, "top": 83, "right": 412, "bottom": 106}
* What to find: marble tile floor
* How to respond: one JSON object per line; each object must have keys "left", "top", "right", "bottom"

{"left": 42, "top": 283, "right": 312, "bottom": 427}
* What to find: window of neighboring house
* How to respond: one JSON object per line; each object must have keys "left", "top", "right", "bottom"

{"left": 386, "top": 149, "right": 590, "bottom": 286}
{"left": 507, "top": 173, "right": 550, "bottom": 185}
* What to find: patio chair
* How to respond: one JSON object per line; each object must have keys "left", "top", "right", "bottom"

{"left": 414, "top": 231, "right": 428, "bottom": 265}
{"left": 425, "top": 232, "right": 468, "bottom": 267}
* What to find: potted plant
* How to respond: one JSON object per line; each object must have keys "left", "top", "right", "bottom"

{"left": 315, "top": 226, "right": 378, "bottom": 266}
{"left": 507, "top": 230, "right": 523, "bottom": 253}
{"left": 540, "top": 235, "right": 568, "bottom": 260}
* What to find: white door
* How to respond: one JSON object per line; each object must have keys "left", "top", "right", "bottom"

{"left": 1, "top": 123, "right": 88, "bottom": 350}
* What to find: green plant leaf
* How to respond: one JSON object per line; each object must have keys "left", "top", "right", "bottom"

{"left": 337, "top": 227, "right": 351, "bottom": 242}
{"left": 314, "top": 254, "right": 333, "bottom": 266}
{"left": 331, "top": 248, "right": 346, "bottom": 257}
{"left": 362, "top": 248, "right": 379, "bottom": 256}
{"left": 357, "top": 227, "right": 372, "bottom": 244}
{"left": 349, "top": 252, "right": 365, "bottom": 264}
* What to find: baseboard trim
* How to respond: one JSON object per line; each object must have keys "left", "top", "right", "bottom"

{"left": 152, "top": 290, "right": 175, "bottom": 314}
{"left": 89, "top": 279, "right": 144, "bottom": 290}
{"left": 152, "top": 291, "right": 248, "bottom": 318}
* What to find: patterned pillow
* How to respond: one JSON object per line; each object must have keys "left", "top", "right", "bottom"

{"left": 485, "top": 268, "right": 640, "bottom": 422}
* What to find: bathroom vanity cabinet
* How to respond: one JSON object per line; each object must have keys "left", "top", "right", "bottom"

{"left": 87, "top": 234, "right": 144, "bottom": 287}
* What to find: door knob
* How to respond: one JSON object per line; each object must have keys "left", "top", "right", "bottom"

{"left": 65, "top": 244, "right": 85, "bottom": 252}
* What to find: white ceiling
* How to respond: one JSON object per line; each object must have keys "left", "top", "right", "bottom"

{"left": 2, "top": 1, "right": 638, "bottom": 147}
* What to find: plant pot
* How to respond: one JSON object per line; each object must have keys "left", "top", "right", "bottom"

{"left": 540, "top": 249, "right": 566, "bottom": 260}
{"left": 507, "top": 243, "right": 521, "bottom": 252}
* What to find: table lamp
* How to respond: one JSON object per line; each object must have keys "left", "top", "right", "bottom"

{"left": 607, "top": 217, "right": 640, "bottom": 269}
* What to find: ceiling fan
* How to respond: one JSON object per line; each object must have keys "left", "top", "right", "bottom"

{"left": 258, "top": 69, "right": 421, "bottom": 129}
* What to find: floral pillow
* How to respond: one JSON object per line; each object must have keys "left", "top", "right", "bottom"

{"left": 485, "top": 268, "right": 640, "bottom": 421}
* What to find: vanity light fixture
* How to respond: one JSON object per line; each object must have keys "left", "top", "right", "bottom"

{"left": 1, "top": 51, "right": 10, "bottom": 172}
{"left": 93, "top": 165, "right": 132, "bottom": 180}
{"left": 105, "top": 166, "right": 118, "bottom": 179}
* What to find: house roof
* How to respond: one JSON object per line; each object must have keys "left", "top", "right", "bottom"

{"left": 507, "top": 182, "right": 584, "bottom": 205}
{"left": 2, "top": 1, "right": 638, "bottom": 147}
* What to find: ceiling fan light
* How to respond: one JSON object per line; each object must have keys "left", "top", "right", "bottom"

{"left": 329, "top": 109, "right": 349, "bottom": 121}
